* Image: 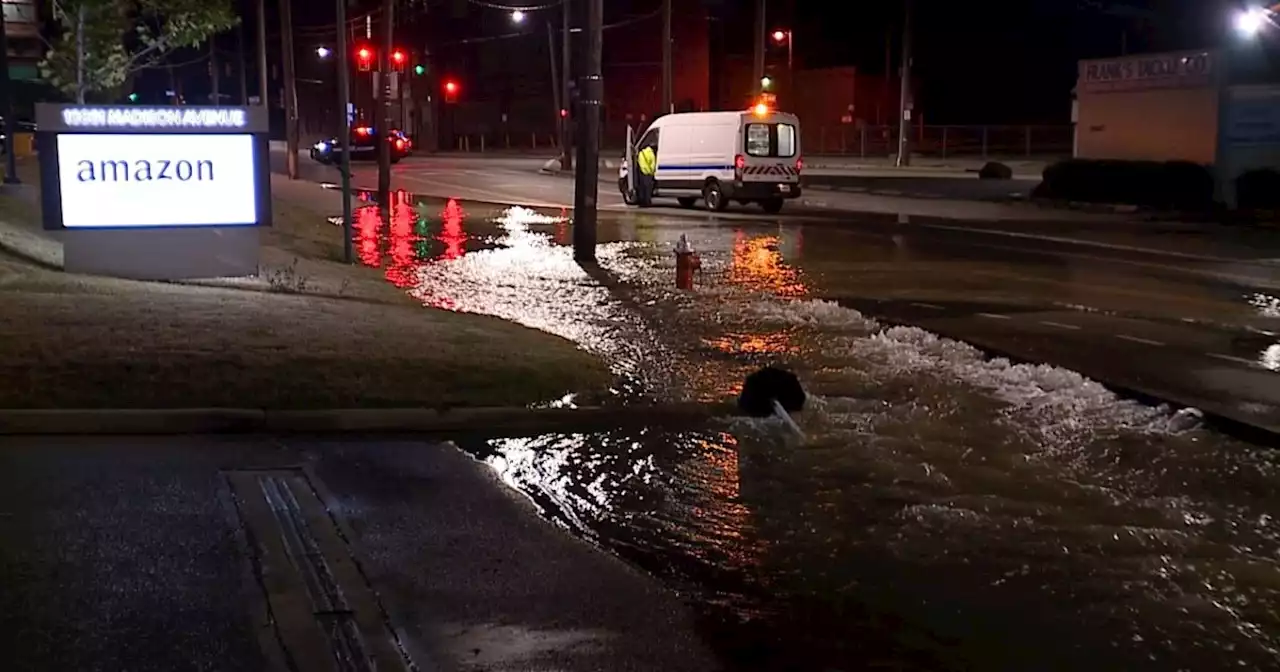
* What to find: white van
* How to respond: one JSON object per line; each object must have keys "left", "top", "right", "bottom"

{"left": 619, "top": 109, "right": 803, "bottom": 213}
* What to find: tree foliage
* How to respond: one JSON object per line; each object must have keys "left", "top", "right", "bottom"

{"left": 40, "top": 0, "right": 238, "bottom": 103}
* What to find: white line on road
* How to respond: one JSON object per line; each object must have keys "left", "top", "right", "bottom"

{"left": 1038, "top": 320, "right": 1082, "bottom": 331}
{"left": 911, "top": 302, "right": 945, "bottom": 310}
{"left": 977, "top": 312, "right": 1011, "bottom": 320}
{"left": 1206, "top": 352, "right": 1259, "bottom": 367}
{"left": 1116, "top": 334, "right": 1165, "bottom": 346}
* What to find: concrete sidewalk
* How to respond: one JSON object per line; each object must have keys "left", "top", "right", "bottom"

{"left": 0, "top": 436, "right": 723, "bottom": 671}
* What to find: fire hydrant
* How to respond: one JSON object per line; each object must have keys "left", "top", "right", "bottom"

{"left": 675, "top": 234, "right": 700, "bottom": 290}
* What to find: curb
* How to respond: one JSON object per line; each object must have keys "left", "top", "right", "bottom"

{"left": 0, "top": 402, "right": 735, "bottom": 436}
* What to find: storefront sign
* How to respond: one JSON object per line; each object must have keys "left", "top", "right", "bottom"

{"left": 1078, "top": 50, "right": 1215, "bottom": 94}
{"left": 36, "top": 104, "right": 271, "bottom": 280}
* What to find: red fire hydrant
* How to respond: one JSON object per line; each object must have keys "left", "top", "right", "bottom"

{"left": 675, "top": 234, "right": 700, "bottom": 290}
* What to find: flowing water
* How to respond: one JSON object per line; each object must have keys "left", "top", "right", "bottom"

{"left": 351, "top": 193, "right": 1280, "bottom": 670}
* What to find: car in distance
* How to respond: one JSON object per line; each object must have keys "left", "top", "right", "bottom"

{"left": 310, "top": 126, "right": 412, "bottom": 164}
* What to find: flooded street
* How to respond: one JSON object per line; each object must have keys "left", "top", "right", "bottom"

{"left": 349, "top": 192, "right": 1280, "bottom": 670}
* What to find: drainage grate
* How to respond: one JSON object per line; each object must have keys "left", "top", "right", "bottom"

{"left": 227, "top": 469, "right": 412, "bottom": 672}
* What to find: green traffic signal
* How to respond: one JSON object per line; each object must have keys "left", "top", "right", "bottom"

{"left": 127, "top": 93, "right": 139, "bottom": 102}
{"left": 414, "top": 64, "right": 425, "bottom": 76}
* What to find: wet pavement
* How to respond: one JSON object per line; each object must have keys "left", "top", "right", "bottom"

{"left": 323, "top": 191, "right": 1280, "bottom": 669}
{"left": 9, "top": 180, "right": 1280, "bottom": 669}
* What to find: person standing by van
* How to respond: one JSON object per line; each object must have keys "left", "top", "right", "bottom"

{"left": 636, "top": 142, "right": 657, "bottom": 206}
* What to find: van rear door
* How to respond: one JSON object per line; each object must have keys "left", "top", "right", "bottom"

{"left": 740, "top": 119, "right": 801, "bottom": 184}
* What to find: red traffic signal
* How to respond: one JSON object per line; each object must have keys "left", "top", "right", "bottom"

{"left": 391, "top": 49, "right": 406, "bottom": 72}
{"left": 356, "top": 46, "right": 373, "bottom": 72}
{"left": 443, "top": 79, "right": 459, "bottom": 104}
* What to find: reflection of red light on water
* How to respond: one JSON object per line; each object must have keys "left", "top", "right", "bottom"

{"left": 439, "top": 198, "right": 467, "bottom": 261}
{"left": 385, "top": 192, "right": 417, "bottom": 288}
{"left": 355, "top": 206, "right": 381, "bottom": 267}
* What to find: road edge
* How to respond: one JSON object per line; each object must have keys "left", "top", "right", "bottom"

{"left": 0, "top": 402, "right": 733, "bottom": 436}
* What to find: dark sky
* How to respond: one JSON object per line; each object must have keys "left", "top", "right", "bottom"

{"left": 286, "top": 0, "right": 1253, "bottom": 124}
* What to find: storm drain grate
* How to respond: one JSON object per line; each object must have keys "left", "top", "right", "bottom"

{"left": 227, "top": 469, "right": 412, "bottom": 672}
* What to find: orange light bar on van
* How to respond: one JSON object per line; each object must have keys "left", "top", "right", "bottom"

{"left": 752, "top": 103, "right": 769, "bottom": 117}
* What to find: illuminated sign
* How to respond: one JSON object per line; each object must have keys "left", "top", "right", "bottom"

{"left": 60, "top": 107, "right": 249, "bottom": 129}
{"left": 1078, "top": 50, "right": 1216, "bottom": 94}
{"left": 56, "top": 134, "right": 259, "bottom": 228}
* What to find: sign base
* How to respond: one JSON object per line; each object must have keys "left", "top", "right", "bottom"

{"left": 63, "top": 227, "right": 260, "bottom": 280}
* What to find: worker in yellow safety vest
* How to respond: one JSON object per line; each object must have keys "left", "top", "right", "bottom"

{"left": 636, "top": 143, "right": 657, "bottom": 207}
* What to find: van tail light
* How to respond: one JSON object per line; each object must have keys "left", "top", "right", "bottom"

{"left": 395, "top": 138, "right": 405, "bottom": 150}
{"left": 734, "top": 154, "right": 745, "bottom": 179}
{"left": 795, "top": 157, "right": 804, "bottom": 173}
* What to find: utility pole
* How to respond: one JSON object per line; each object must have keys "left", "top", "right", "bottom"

{"left": 279, "top": 0, "right": 299, "bottom": 178}
{"left": 336, "top": 0, "right": 353, "bottom": 264}
{"left": 895, "top": 0, "right": 912, "bottom": 167}
{"left": 753, "top": 0, "right": 766, "bottom": 92}
{"left": 256, "top": 0, "right": 269, "bottom": 106}
{"left": 377, "top": 0, "right": 394, "bottom": 202}
{"left": 560, "top": 0, "right": 572, "bottom": 171}
{"left": 0, "top": 2, "right": 17, "bottom": 185}
{"left": 661, "top": 0, "right": 672, "bottom": 114}
{"left": 572, "top": 0, "right": 602, "bottom": 263}
{"left": 547, "top": 21, "right": 562, "bottom": 145}
{"left": 237, "top": 20, "right": 249, "bottom": 104}
{"left": 210, "top": 37, "right": 220, "bottom": 103}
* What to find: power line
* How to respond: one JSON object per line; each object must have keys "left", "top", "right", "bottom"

{"left": 465, "top": 0, "right": 564, "bottom": 11}
{"left": 436, "top": 6, "right": 659, "bottom": 47}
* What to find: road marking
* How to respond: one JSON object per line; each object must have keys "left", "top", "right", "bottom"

{"left": 1038, "top": 320, "right": 1081, "bottom": 331}
{"left": 1116, "top": 334, "right": 1165, "bottom": 346}
{"left": 911, "top": 302, "right": 945, "bottom": 310}
{"left": 1206, "top": 352, "right": 1258, "bottom": 367}
{"left": 977, "top": 312, "right": 1010, "bottom": 320}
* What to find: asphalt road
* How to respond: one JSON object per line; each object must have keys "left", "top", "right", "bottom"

{"left": 0, "top": 437, "right": 721, "bottom": 672}
{"left": 277, "top": 151, "right": 1082, "bottom": 223}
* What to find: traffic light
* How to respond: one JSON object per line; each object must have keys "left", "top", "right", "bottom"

{"left": 127, "top": 92, "right": 139, "bottom": 102}
{"left": 356, "top": 46, "right": 373, "bottom": 72}
{"left": 443, "top": 79, "right": 459, "bottom": 104}
{"left": 760, "top": 76, "right": 772, "bottom": 91}
{"left": 391, "top": 49, "right": 406, "bottom": 72}
{"left": 413, "top": 63, "right": 426, "bottom": 76}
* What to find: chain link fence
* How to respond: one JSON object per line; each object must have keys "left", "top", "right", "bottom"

{"left": 803, "top": 124, "right": 1073, "bottom": 159}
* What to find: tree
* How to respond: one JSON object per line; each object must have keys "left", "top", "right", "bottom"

{"left": 40, "top": 0, "right": 238, "bottom": 103}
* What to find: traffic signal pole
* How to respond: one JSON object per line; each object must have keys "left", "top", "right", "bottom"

{"left": 377, "top": 0, "right": 394, "bottom": 202}
{"left": 336, "top": 0, "right": 354, "bottom": 264}
{"left": 895, "top": 0, "right": 913, "bottom": 167}
{"left": 279, "top": 0, "right": 299, "bottom": 179}
{"left": 560, "top": 0, "right": 572, "bottom": 171}
{"left": 571, "top": 0, "right": 602, "bottom": 262}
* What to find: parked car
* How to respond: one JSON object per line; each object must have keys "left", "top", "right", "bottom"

{"left": 0, "top": 118, "right": 38, "bottom": 155}
{"left": 310, "top": 126, "right": 412, "bottom": 164}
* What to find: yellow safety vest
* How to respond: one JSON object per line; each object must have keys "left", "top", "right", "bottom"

{"left": 638, "top": 147, "right": 657, "bottom": 176}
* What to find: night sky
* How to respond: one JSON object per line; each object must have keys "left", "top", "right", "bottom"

{"left": 283, "top": 0, "right": 1253, "bottom": 124}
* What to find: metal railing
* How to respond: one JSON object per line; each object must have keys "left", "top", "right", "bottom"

{"left": 803, "top": 124, "right": 1073, "bottom": 159}
{"left": 425, "top": 123, "right": 1075, "bottom": 158}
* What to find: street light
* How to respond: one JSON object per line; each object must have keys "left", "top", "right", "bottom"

{"left": 1236, "top": 7, "right": 1270, "bottom": 38}
{"left": 316, "top": 46, "right": 332, "bottom": 58}
{"left": 511, "top": 10, "right": 526, "bottom": 23}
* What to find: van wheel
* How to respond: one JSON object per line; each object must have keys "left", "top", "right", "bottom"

{"left": 677, "top": 197, "right": 697, "bottom": 208}
{"left": 761, "top": 198, "right": 784, "bottom": 214}
{"left": 702, "top": 180, "right": 729, "bottom": 212}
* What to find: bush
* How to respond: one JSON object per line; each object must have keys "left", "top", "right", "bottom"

{"left": 978, "top": 161, "right": 1013, "bottom": 180}
{"left": 1034, "top": 159, "right": 1214, "bottom": 210}
{"left": 1235, "top": 169, "right": 1280, "bottom": 210}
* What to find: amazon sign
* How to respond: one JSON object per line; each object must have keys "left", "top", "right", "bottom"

{"left": 36, "top": 104, "right": 271, "bottom": 279}
{"left": 38, "top": 104, "right": 269, "bottom": 229}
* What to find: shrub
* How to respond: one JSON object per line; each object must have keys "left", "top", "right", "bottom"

{"left": 978, "top": 161, "right": 1013, "bottom": 180}
{"left": 1034, "top": 159, "right": 1214, "bottom": 210}
{"left": 1235, "top": 169, "right": 1280, "bottom": 210}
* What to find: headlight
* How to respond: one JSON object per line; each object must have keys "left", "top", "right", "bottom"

{"left": 313, "top": 141, "right": 329, "bottom": 152}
